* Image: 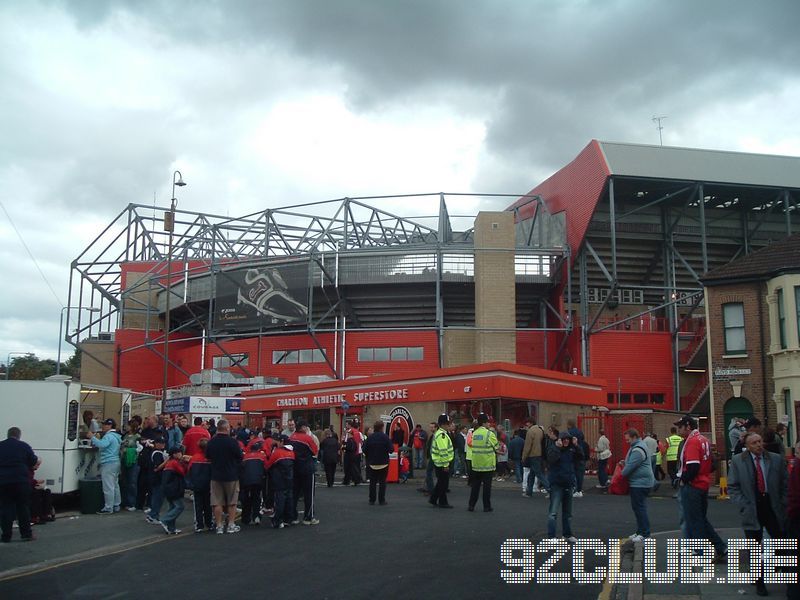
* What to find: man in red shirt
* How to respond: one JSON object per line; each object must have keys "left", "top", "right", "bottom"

{"left": 182, "top": 417, "right": 211, "bottom": 457}
{"left": 675, "top": 415, "right": 726, "bottom": 561}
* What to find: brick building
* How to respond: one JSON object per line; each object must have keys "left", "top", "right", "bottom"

{"left": 702, "top": 233, "right": 800, "bottom": 453}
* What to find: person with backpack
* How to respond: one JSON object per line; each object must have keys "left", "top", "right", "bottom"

{"left": 160, "top": 446, "right": 189, "bottom": 534}
{"left": 620, "top": 429, "right": 655, "bottom": 542}
{"left": 522, "top": 419, "right": 549, "bottom": 497}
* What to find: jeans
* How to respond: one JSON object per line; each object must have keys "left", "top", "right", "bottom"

{"left": 100, "top": 461, "right": 121, "bottom": 512}
{"left": 629, "top": 487, "right": 651, "bottom": 537}
{"left": 368, "top": 466, "right": 388, "bottom": 503}
{"left": 454, "top": 449, "right": 466, "bottom": 476}
{"left": 513, "top": 460, "right": 523, "bottom": 483}
{"left": 425, "top": 459, "right": 435, "bottom": 493}
{"left": 526, "top": 457, "right": 549, "bottom": 495}
{"left": 123, "top": 463, "right": 140, "bottom": 508}
{"left": 161, "top": 497, "right": 184, "bottom": 532}
{"left": 680, "top": 483, "right": 725, "bottom": 553}
{"left": 413, "top": 447, "right": 425, "bottom": 469}
{"left": 574, "top": 460, "right": 586, "bottom": 493}
{"left": 0, "top": 482, "right": 32, "bottom": 541}
{"left": 149, "top": 482, "right": 164, "bottom": 521}
{"left": 547, "top": 483, "right": 574, "bottom": 538}
{"left": 597, "top": 458, "right": 609, "bottom": 487}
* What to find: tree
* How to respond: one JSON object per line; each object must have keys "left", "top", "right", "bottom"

{"left": 6, "top": 353, "right": 57, "bottom": 380}
{"left": 63, "top": 348, "right": 82, "bottom": 379}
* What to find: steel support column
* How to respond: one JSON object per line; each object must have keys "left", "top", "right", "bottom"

{"left": 579, "top": 249, "right": 589, "bottom": 376}
{"left": 785, "top": 190, "right": 793, "bottom": 236}
{"left": 698, "top": 184, "right": 708, "bottom": 274}
{"left": 609, "top": 177, "right": 618, "bottom": 281}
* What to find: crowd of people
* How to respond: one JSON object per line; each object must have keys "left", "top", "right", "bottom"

{"left": 4, "top": 408, "right": 800, "bottom": 597}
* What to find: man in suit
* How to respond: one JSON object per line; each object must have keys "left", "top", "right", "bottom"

{"left": 728, "top": 431, "right": 787, "bottom": 596}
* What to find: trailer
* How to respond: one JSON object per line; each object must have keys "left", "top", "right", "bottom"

{"left": 0, "top": 377, "right": 131, "bottom": 494}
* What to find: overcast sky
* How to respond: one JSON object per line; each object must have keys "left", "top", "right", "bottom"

{"left": 1, "top": 0, "right": 799, "bottom": 366}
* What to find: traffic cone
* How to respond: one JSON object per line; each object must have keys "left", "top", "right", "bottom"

{"left": 717, "top": 459, "right": 729, "bottom": 500}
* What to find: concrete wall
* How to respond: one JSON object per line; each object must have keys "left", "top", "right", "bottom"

{"left": 442, "top": 329, "right": 475, "bottom": 368}
{"left": 473, "top": 212, "right": 516, "bottom": 363}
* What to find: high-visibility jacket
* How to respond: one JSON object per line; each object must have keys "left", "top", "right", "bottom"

{"left": 469, "top": 426, "right": 498, "bottom": 472}
{"left": 666, "top": 435, "right": 682, "bottom": 461}
{"left": 431, "top": 428, "right": 454, "bottom": 467}
{"left": 465, "top": 429, "right": 474, "bottom": 461}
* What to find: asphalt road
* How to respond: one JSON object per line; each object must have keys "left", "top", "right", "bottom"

{"left": 0, "top": 480, "right": 743, "bottom": 600}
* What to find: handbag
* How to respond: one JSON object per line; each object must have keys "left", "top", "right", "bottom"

{"left": 608, "top": 463, "right": 630, "bottom": 495}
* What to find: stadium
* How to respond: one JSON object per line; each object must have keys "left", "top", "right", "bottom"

{"left": 68, "top": 140, "right": 800, "bottom": 444}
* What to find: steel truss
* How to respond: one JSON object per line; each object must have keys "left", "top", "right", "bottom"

{"left": 67, "top": 193, "right": 567, "bottom": 384}
{"left": 574, "top": 176, "right": 799, "bottom": 411}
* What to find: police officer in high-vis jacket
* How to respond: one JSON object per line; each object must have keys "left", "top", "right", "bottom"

{"left": 468, "top": 413, "right": 499, "bottom": 512}
{"left": 428, "top": 414, "right": 455, "bottom": 508}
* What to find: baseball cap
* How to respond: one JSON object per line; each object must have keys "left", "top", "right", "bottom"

{"left": 558, "top": 431, "right": 572, "bottom": 440}
{"left": 673, "top": 415, "right": 698, "bottom": 429}
{"left": 102, "top": 418, "right": 116, "bottom": 428}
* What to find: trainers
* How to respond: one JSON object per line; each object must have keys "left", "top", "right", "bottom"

{"left": 629, "top": 534, "right": 644, "bottom": 543}
{"left": 227, "top": 524, "right": 241, "bottom": 534}
{"left": 253, "top": 517, "right": 260, "bottom": 525}
{"left": 194, "top": 527, "right": 204, "bottom": 533}
{"left": 291, "top": 519, "right": 301, "bottom": 525}
{"left": 302, "top": 518, "right": 320, "bottom": 525}
{"left": 96, "top": 509, "right": 113, "bottom": 515}
{"left": 169, "top": 529, "right": 181, "bottom": 535}
{"left": 145, "top": 515, "right": 159, "bottom": 524}
{"left": 160, "top": 522, "right": 171, "bottom": 534}
{"left": 143, "top": 507, "right": 151, "bottom": 514}
{"left": 564, "top": 536, "right": 578, "bottom": 544}
{"left": 126, "top": 507, "right": 137, "bottom": 512}
{"left": 572, "top": 491, "right": 583, "bottom": 498}
{"left": 595, "top": 484, "right": 606, "bottom": 489}
{"left": 273, "top": 522, "right": 285, "bottom": 529}
{"left": 216, "top": 526, "right": 225, "bottom": 535}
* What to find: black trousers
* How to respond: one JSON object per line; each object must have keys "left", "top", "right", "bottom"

{"left": 272, "top": 488, "right": 293, "bottom": 526}
{"left": 343, "top": 453, "right": 362, "bottom": 485}
{"left": 368, "top": 466, "right": 388, "bottom": 503}
{"left": 192, "top": 488, "right": 213, "bottom": 529}
{"left": 136, "top": 467, "right": 152, "bottom": 510}
{"left": 240, "top": 484, "right": 262, "bottom": 524}
{"left": 324, "top": 462, "right": 337, "bottom": 487}
{"left": 745, "top": 494, "right": 784, "bottom": 584}
{"left": 469, "top": 470, "right": 493, "bottom": 509}
{"left": 429, "top": 466, "right": 450, "bottom": 507}
{"left": 1, "top": 482, "right": 32, "bottom": 541}
{"left": 292, "top": 469, "right": 315, "bottom": 521}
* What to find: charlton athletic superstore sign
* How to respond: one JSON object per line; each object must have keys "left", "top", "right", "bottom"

{"left": 275, "top": 387, "right": 410, "bottom": 408}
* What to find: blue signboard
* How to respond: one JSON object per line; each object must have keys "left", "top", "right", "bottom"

{"left": 225, "top": 398, "right": 243, "bottom": 412}
{"left": 164, "top": 397, "right": 190, "bottom": 413}
{"left": 341, "top": 401, "right": 351, "bottom": 412}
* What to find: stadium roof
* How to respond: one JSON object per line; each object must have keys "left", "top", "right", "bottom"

{"left": 597, "top": 141, "right": 800, "bottom": 190}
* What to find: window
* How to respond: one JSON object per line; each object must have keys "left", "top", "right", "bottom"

{"left": 272, "top": 349, "right": 326, "bottom": 365}
{"left": 633, "top": 393, "right": 649, "bottom": 404}
{"left": 212, "top": 353, "right": 249, "bottom": 368}
{"left": 795, "top": 287, "right": 800, "bottom": 347}
{"left": 357, "top": 346, "right": 425, "bottom": 362}
{"left": 722, "top": 302, "right": 746, "bottom": 353}
{"left": 650, "top": 394, "right": 665, "bottom": 405}
{"left": 777, "top": 288, "right": 787, "bottom": 349}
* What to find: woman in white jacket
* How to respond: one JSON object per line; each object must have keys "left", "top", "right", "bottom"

{"left": 595, "top": 430, "right": 612, "bottom": 488}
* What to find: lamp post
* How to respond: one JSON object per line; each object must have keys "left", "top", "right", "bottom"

{"left": 5, "top": 351, "right": 29, "bottom": 381}
{"left": 57, "top": 306, "right": 101, "bottom": 376}
{"left": 162, "top": 170, "right": 186, "bottom": 404}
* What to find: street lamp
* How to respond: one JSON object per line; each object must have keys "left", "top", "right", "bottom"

{"left": 162, "top": 170, "right": 187, "bottom": 403}
{"left": 5, "top": 351, "right": 29, "bottom": 381}
{"left": 57, "top": 306, "right": 101, "bottom": 376}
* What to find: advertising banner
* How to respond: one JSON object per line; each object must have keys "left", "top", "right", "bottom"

{"left": 214, "top": 262, "right": 309, "bottom": 331}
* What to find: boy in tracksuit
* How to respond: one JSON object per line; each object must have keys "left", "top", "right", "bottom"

{"left": 160, "top": 447, "right": 188, "bottom": 534}
{"left": 289, "top": 420, "right": 320, "bottom": 525}
{"left": 187, "top": 437, "right": 213, "bottom": 533}
{"left": 264, "top": 434, "right": 294, "bottom": 529}
{"left": 145, "top": 437, "right": 167, "bottom": 524}
{"left": 261, "top": 436, "right": 277, "bottom": 516}
{"left": 240, "top": 442, "right": 267, "bottom": 525}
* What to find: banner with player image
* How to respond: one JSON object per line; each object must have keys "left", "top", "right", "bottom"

{"left": 213, "top": 261, "right": 309, "bottom": 331}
